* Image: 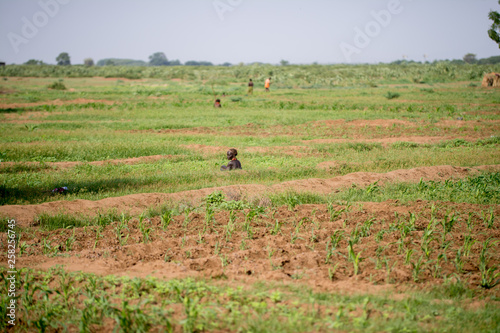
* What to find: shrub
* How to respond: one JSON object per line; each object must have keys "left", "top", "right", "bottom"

{"left": 47, "top": 80, "right": 67, "bottom": 90}
{"left": 384, "top": 91, "right": 400, "bottom": 99}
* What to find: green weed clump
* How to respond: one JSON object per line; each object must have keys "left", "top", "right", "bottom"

{"left": 36, "top": 210, "right": 121, "bottom": 230}
{"left": 47, "top": 80, "right": 67, "bottom": 90}
{"left": 384, "top": 91, "right": 400, "bottom": 99}
{"left": 334, "top": 172, "right": 500, "bottom": 205}
{"left": 204, "top": 191, "right": 251, "bottom": 211}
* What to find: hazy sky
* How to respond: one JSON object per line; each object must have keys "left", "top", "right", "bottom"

{"left": 1, "top": 0, "right": 499, "bottom": 65}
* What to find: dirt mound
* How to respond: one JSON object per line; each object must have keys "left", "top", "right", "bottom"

{"left": 0, "top": 98, "right": 117, "bottom": 109}
{"left": 313, "top": 119, "right": 414, "bottom": 128}
{"left": 1, "top": 155, "right": 174, "bottom": 170}
{"left": 305, "top": 136, "right": 450, "bottom": 147}
{"left": 2, "top": 165, "right": 499, "bottom": 226}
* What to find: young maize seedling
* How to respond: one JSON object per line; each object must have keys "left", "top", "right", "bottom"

{"left": 164, "top": 249, "right": 171, "bottom": 262}
{"left": 327, "top": 203, "right": 345, "bottom": 222}
{"left": 205, "top": 205, "right": 215, "bottom": 227}
{"left": 271, "top": 219, "right": 283, "bottom": 235}
{"left": 160, "top": 210, "right": 173, "bottom": 231}
{"left": 115, "top": 220, "right": 129, "bottom": 246}
{"left": 93, "top": 225, "right": 104, "bottom": 250}
{"left": 220, "top": 254, "right": 230, "bottom": 267}
{"left": 479, "top": 239, "right": 500, "bottom": 289}
{"left": 214, "top": 241, "right": 220, "bottom": 255}
{"left": 465, "top": 212, "right": 475, "bottom": 233}
{"left": 309, "top": 227, "right": 318, "bottom": 244}
{"left": 331, "top": 230, "right": 344, "bottom": 248}
{"left": 197, "top": 231, "right": 205, "bottom": 244}
{"left": 65, "top": 229, "right": 76, "bottom": 251}
{"left": 404, "top": 248, "right": 413, "bottom": 265}
{"left": 138, "top": 215, "right": 152, "bottom": 244}
{"left": 347, "top": 240, "right": 364, "bottom": 275}
{"left": 432, "top": 253, "right": 445, "bottom": 278}
{"left": 382, "top": 256, "right": 397, "bottom": 283}
{"left": 18, "top": 241, "right": 29, "bottom": 256}
{"left": 462, "top": 235, "right": 476, "bottom": 257}
{"left": 410, "top": 255, "right": 425, "bottom": 282}
{"left": 454, "top": 249, "right": 464, "bottom": 274}
{"left": 290, "top": 231, "right": 302, "bottom": 244}
{"left": 421, "top": 236, "right": 434, "bottom": 260}
{"left": 440, "top": 212, "right": 458, "bottom": 243}
{"left": 325, "top": 239, "right": 336, "bottom": 264}
{"left": 481, "top": 209, "right": 495, "bottom": 229}
{"left": 328, "top": 263, "right": 340, "bottom": 281}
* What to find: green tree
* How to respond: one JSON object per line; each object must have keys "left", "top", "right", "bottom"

{"left": 24, "top": 59, "right": 44, "bottom": 65}
{"left": 56, "top": 52, "right": 71, "bottom": 66}
{"left": 148, "top": 52, "right": 169, "bottom": 66}
{"left": 83, "top": 58, "right": 94, "bottom": 66}
{"left": 488, "top": 0, "right": 500, "bottom": 48}
{"left": 280, "top": 59, "right": 290, "bottom": 66}
{"left": 169, "top": 59, "right": 182, "bottom": 66}
{"left": 463, "top": 53, "right": 477, "bottom": 64}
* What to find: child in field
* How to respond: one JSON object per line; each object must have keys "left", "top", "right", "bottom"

{"left": 214, "top": 99, "right": 222, "bottom": 107}
{"left": 248, "top": 79, "right": 254, "bottom": 95}
{"left": 220, "top": 148, "right": 242, "bottom": 171}
{"left": 264, "top": 77, "right": 271, "bottom": 92}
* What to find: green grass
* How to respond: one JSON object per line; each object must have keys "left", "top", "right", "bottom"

{"left": 1, "top": 266, "right": 498, "bottom": 332}
{"left": 35, "top": 209, "right": 121, "bottom": 230}
{"left": 333, "top": 172, "right": 500, "bottom": 205}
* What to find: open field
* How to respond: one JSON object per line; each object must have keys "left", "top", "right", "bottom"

{"left": 1, "top": 64, "right": 500, "bottom": 331}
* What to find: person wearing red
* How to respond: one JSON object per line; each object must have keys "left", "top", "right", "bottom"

{"left": 264, "top": 77, "right": 271, "bottom": 92}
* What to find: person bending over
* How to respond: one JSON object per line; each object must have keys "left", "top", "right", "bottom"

{"left": 220, "top": 148, "right": 242, "bottom": 171}
{"left": 214, "top": 99, "right": 222, "bottom": 108}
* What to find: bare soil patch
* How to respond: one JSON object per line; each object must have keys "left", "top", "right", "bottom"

{"left": 4, "top": 200, "right": 499, "bottom": 295}
{"left": 304, "top": 136, "right": 482, "bottom": 147}
{"left": 0, "top": 98, "right": 118, "bottom": 109}
{"left": 2, "top": 164, "right": 499, "bottom": 226}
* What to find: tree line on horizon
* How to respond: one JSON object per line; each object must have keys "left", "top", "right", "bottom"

{"left": 20, "top": 52, "right": 500, "bottom": 68}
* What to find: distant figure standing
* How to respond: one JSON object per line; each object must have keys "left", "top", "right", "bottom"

{"left": 248, "top": 79, "right": 254, "bottom": 95}
{"left": 214, "top": 98, "right": 221, "bottom": 108}
{"left": 264, "top": 77, "right": 271, "bottom": 92}
{"left": 220, "top": 148, "right": 242, "bottom": 171}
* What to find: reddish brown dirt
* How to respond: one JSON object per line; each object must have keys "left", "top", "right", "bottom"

{"left": 3, "top": 201, "right": 499, "bottom": 294}
{"left": 0, "top": 98, "right": 118, "bottom": 109}
{"left": 305, "top": 136, "right": 451, "bottom": 147}
{"left": 0, "top": 155, "right": 174, "bottom": 170}
{"left": 129, "top": 118, "right": 500, "bottom": 140}
{"left": 2, "top": 165, "right": 499, "bottom": 226}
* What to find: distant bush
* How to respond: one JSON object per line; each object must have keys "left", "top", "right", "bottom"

{"left": 47, "top": 80, "right": 66, "bottom": 90}
{"left": 384, "top": 91, "right": 400, "bottom": 99}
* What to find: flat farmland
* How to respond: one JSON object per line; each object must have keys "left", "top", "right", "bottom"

{"left": 1, "top": 65, "right": 500, "bottom": 332}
